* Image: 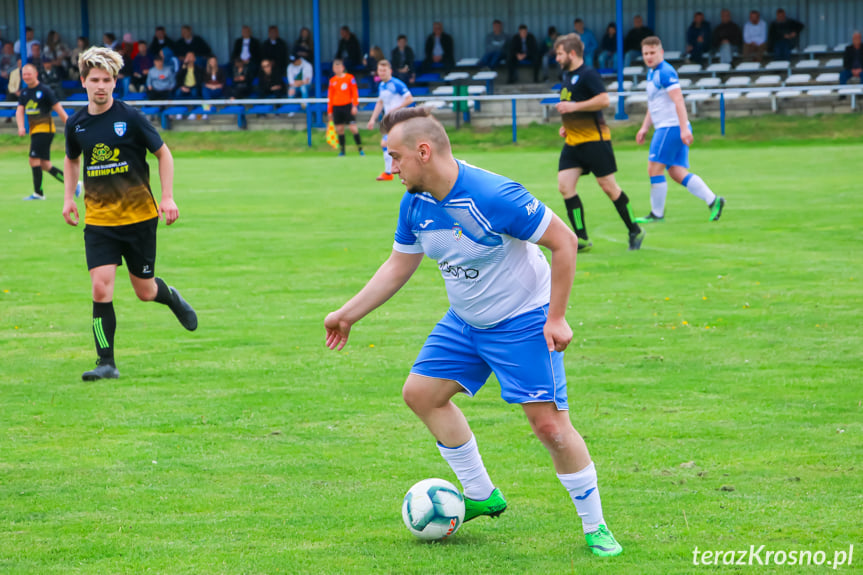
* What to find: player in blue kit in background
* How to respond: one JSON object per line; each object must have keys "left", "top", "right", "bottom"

{"left": 635, "top": 36, "right": 725, "bottom": 223}
{"left": 325, "top": 107, "right": 623, "bottom": 558}
{"left": 366, "top": 60, "right": 413, "bottom": 181}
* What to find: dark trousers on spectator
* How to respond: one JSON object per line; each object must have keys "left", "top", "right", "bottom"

{"left": 773, "top": 39, "right": 792, "bottom": 61}
{"left": 148, "top": 89, "right": 172, "bottom": 100}
{"left": 508, "top": 58, "right": 540, "bottom": 83}
{"left": 839, "top": 70, "right": 861, "bottom": 85}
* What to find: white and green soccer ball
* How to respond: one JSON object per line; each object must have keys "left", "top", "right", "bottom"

{"left": 401, "top": 478, "right": 465, "bottom": 540}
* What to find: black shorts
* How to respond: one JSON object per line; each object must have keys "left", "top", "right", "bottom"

{"left": 30, "top": 133, "right": 54, "bottom": 161}
{"left": 558, "top": 140, "right": 617, "bottom": 178}
{"left": 331, "top": 104, "right": 355, "bottom": 125}
{"left": 84, "top": 218, "right": 158, "bottom": 278}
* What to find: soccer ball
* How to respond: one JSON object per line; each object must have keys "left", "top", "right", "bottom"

{"left": 401, "top": 478, "right": 465, "bottom": 540}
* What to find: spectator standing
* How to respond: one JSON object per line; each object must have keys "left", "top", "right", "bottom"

{"left": 202, "top": 56, "right": 226, "bottom": 99}
{"left": 597, "top": 23, "right": 618, "bottom": 69}
{"left": 145, "top": 55, "right": 175, "bottom": 99}
{"left": 14, "top": 27, "right": 40, "bottom": 60}
{"left": 294, "top": 27, "right": 314, "bottom": 62}
{"left": 257, "top": 59, "right": 286, "bottom": 98}
{"left": 232, "top": 25, "right": 262, "bottom": 76}
{"left": 542, "top": 26, "right": 559, "bottom": 81}
{"left": 149, "top": 27, "right": 173, "bottom": 59}
{"left": 391, "top": 35, "right": 416, "bottom": 84}
{"left": 713, "top": 9, "right": 743, "bottom": 65}
{"left": 230, "top": 59, "right": 253, "bottom": 99}
{"left": 262, "top": 26, "right": 289, "bottom": 79}
{"left": 175, "top": 25, "right": 212, "bottom": 67}
{"left": 743, "top": 10, "right": 767, "bottom": 61}
{"left": 479, "top": 20, "right": 508, "bottom": 70}
{"left": 131, "top": 41, "right": 153, "bottom": 92}
{"left": 423, "top": 22, "right": 455, "bottom": 73}
{"left": 768, "top": 9, "right": 804, "bottom": 61}
{"left": 840, "top": 31, "right": 863, "bottom": 85}
{"left": 287, "top": 53, "right": 313, "bottom": 103}
{"left": 685, "top": 12, "right": 712, "bottom": 65}
{"left": 508, "top": 24, "right": 540, "bottom": 83}
{"left": 335, "top": 26, "right": 362, "bottom": 70}
{"left": 623, "top": 16, "right": 653, "bottom": 66}
{"left": 573, "top": 19, "right": 598, "bottom": 67}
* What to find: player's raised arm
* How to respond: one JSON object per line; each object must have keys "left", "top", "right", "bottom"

{"left": 535, "top": 212, "right": 578, "bottom": 352}
{"left": 324, "top": 250, "right": 424, "bottom": 350}
{"left": 153, "top": 144, "right": 178, "bottom": 225}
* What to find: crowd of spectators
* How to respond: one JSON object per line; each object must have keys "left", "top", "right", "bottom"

{"left": 2, "top": 10, "right": 861, "bottom": 107}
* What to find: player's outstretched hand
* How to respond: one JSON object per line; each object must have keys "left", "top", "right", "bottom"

{"left": 680, "top": 129, "right": 694, "bottom": 146}
{"left": 324, "top": 311, "right": 352, "bottom": 351}
{"left": 543, "top": 315, "right": 573, "bottom": 353}
{"left": 636, "top": 128, "right": 648, "bottom": 145}
{"left": 62, "top": 200, "right": 79, "bottom": 226}
{"left": 160, "top": 199, "right": 179, "bottom": 225}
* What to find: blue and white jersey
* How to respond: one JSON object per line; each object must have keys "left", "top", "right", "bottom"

{"left": 646, "top": 60, "right": 682, "bottom": 129}
{"left": 378, "top": 78, "right": 411, "bottom": 114}
{"left": 393, "top": 161, "right": 553, "bottom": 329}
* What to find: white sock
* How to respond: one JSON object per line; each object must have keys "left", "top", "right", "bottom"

{"left": 683, "top": 173, "right": 716, "bottom": 206}
{"left": 557, "top": 462, "right": 605, "bottom": 533}
{"left": 383, "top": 146, "right": 392, "bottom": 174}
{"left": 437, "top": 434, "right": 494, "bottom": 500}
{"left": 649, "top": 175, "right": 668, "bottom": 217}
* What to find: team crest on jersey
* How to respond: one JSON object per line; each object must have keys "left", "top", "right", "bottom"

{"left": 570, "top": 75, "right": 579, "bottom": 85}
{"left": 526, "top": 198, "right": 540, "bottom": 216}
{"left": 113, "top": 122, "right": 127, "bottom": 136}
{"left": 36, "top": 90, "right": 42, "bottom": 99}
{"left": 452, "top": 223, "right": 463, "bottom": 240}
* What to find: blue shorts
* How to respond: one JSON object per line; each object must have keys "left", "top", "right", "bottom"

{"left": 649, "top": 125, "right": 690, "bottom": 168}
{"left": 411, "top": 305, "right": 568, "bottom": 410}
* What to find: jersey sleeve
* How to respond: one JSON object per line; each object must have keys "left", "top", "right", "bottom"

{"left": 659, "top": 65, "right": 681, "bottom": 90}
{"left": 349, "top": 76, "right": 359, "bottom": 106}
{"left": 393, "top": 192, "right": 424, "bottom": 254}
{"left": 394, "top": 79, "right": 409, "bottom": 95}
{"left": 64, "top": 117, "right": 82, "bottom": 160}
{"left": 133, "top": 107, "right": 164, "bottom": 152}
{"left": 17, "top": 90, "right": 27, "bottom": 106}
{"left": 43, "top": 86, "right": 59, "bottom": 108}
{"left": 583, "top": 69, "right": 607, "bottom": 96}
{"left": 485, "top": 182, "right": 552, "bottom": 243}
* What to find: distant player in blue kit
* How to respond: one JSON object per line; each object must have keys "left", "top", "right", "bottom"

{"left": 635, "top": 36, "right": 725, "bottom": 223}
{"left": 325, "top": 107, "right": 623, "bottom": 557}
{"left": 366, "top": 60, "right": 413, "bottom": 181}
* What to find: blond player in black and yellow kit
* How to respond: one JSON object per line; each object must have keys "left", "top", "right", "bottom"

{"left": 16, "top": 63, "right": 81, "bottom": 200}
{"left": 553, "top": 34, "right": 644, "bottom": 252}
{"left": 63, "top": 47, "right": 197, "bottom": 381}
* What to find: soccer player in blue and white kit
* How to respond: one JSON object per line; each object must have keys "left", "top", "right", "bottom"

{"left": 325, "top": 107, "right": 623, "bottom": 557}
{"left": 634, "top": 36, "right": 725, "bottom": 223}
{"left": 367, "top": 60, "right": 413, "bottom": 181}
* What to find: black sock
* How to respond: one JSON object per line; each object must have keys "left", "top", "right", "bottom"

{"left": 31, "top": 166, "right": 43, "bottom": 196}
{"left": 92, "top": 301, "right": 116, "bottom": 364}
{"left": 613, "top": 191, "right": 641, "bottom": 234}
{"left": 564, "top": 195, "right": 588, "bottom": 240}
{"left": 338, "top": 134, "right": 346, "bottom": 152}
{"left": 154, "top": 277, "right": 173, "bottom": 306}
{"left": 48, "top": 166, "right": 64, "bottom": 183}
{"left": 353, "top": 132, "right": 362, "bottom": 150}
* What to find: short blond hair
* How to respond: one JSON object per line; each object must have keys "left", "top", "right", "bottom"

{"left": 79, "top": 46, "right": 124, "bottom": 80}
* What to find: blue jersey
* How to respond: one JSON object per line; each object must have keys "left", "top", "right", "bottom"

{"left": 646, "top": 60, "right": 682, "bottom": 129}
{"left": 393, "top": 161, "right": 553, "bottom": 328}
{"left": 378, "top": 78, "right": 410, "bottom": 114}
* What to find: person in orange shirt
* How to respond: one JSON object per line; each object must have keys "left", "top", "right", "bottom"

{"left": 327, "top": 58, "right": 364, "bottom": 156}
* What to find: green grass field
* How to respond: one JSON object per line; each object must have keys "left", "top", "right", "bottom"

{"left": 1, "top": 129, "right": 861, "bottom": 574}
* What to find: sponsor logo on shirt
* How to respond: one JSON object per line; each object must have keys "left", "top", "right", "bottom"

{"left": 526, "top": 199, "right": 540, "bottom": 216}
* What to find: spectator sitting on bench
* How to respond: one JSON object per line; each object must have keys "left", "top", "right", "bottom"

{"left": 423, "top": 22, "right": 455, "bottom": 74}
{"left": 841, "top": 31, "right": 863, "bottom": 85}
{"left": 203, "top": 56, "right": 226, "bottom": 99}
{"left": 713, "top": 9, "right": 742, "bottom": 65}
{"left": 768, "top": 9, "right": 803, "bottom": 61}
{"left": 685, "top": 11, "right": 711, "bottom": 65}
{"left": 391, "top": 35, "right": 416, "bottom": 85}
{"left": 287, "top": 52, "right": 313, "bottom": 104}
{"left": 624, "top": 15, "right": 653, "bottom": 66}
{"left": 573, "top": 18, "right": 598, "bottom": 67}
{"left": 335, "top": 25, "right": 362, "bottom": 71}
{"left": 257, "top": 59, "right": 286, "bottom": 98}
{"left": 597, "top": 23, "right": 618, "bottom": 70}
{"left": 508, "top": 24, "right": 540, "bottom": 83}
{"left": 230, "top": 58, "right": 253, "bottom": 99}
{"left": 232, "top": 25, "right": 262, "bottom": 78}
{"left": 145, "top": 55, "right": 175, "bottom": 100}
{"left": 743, "top": 10, "right": 767, "bottom": 61}
{"left": 542, "top": 26, "right": 559, "bottom": 81}
{"left": 479, "top": 20, "right": 507, "bottom": 70}
{"left": 174, "top": 51, "right": 203, "bottom": 100}
{"left": 131, "top": 41, "right": 153, "bottom": 92}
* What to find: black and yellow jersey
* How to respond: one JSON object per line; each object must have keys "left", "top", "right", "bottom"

{"left": 559, "top": 64, "right": 611, "bottom": 146}
{"left": 65, "top": 100, "right": 164, "bottom": 227}
{"left": 18, "top": 82, "right": 58, "bottom": 134}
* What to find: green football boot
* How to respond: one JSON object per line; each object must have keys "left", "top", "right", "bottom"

{"left": 634, "top": 212, "right": 664, "bottom": 224}
{"left": 463, "top": 488, "right": 508, "bottom": 522}
{"left": 585, "top": 524, "right": 623, "bottom": 557}
{"left": 709, "top": 197, "right": 726, "bottom": 221}
{"left": 577, "top": 238, "right": 593, "bottom": 253}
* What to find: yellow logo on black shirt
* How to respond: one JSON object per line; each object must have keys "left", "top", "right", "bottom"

{"left": 560, "top": 87, "right": 572, "bottom": 102}
{"left": 87, "top": 143, "right": 129, "bottom": 176}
